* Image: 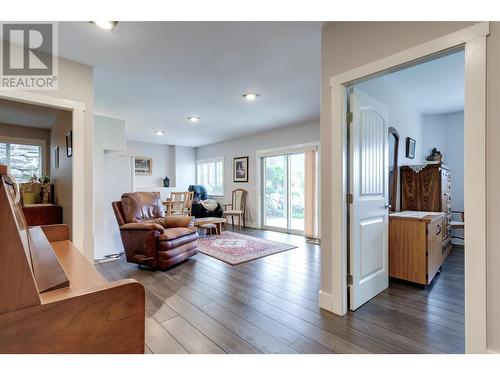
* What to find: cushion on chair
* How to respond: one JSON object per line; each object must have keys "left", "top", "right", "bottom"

{"left": 159, "top": 227, "right": 197, "bottom": 241}
{"left": 121, "top": 192, "right": 165, "bottom": 223}
{"left": 165, "top": 215, "right": 194, "bottom": 228}
{"left": 143, "top": 218, "right": 168, "bottom": 227}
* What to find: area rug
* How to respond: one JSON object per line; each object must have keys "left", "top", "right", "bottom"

{"left": 197, "top": 231, "right": 297, "bottom": 265}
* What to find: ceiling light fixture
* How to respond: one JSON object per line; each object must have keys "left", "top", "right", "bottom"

{"left": 243, "top": 93, "right": 259, "bottom": 101}
{"left": 188, "top": 116, "right": 201, "bottom": 123}
{"left": 90, "top": 21, "right": 118, "bottom": 31}
{"left": 154, "top": 130, "right": 166, "bottom": 136}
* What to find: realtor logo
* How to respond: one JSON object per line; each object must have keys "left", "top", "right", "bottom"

{"left": 1, "top": 22, "right": 58, "bottom": 89}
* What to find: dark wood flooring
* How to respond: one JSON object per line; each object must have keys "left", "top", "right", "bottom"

{"left": 96, "top": 228, "right": 464, "bottom": 354}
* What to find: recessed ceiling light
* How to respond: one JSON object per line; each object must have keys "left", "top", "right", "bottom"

{"left": 90, "top": 21, "right": 118, "bottom": 31}
{"left": 154, "top": 130, "right": 166, "bottom": 136}
{"left": 188, "top": 116, "right": 201, "bottom": 123}
{"left": 243, "top": 93, "right": 259, "bottom": 101}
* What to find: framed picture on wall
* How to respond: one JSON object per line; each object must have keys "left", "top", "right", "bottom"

{"left": 54, "top": 146, "right": 59, "bottom": 169}
{"left": 66, "top": 130, "right": 73, "bottom": 157}
{"left": 406, "top": 137, "right": 416, "bottom": 159}
{"left": 135, "top": 157, "right": 153, "bottom": 175}
{"left": 233, "top": 156, "right": 249, "bottom": 183}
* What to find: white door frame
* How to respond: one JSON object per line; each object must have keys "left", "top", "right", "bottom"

{"left": 0, "top": 90, "right": 90, "bottom": 258}
{"left": 321, "top": 22, "right": 489, "bottom": 353}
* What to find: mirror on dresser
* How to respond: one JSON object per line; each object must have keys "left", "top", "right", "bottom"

{"left": 388, "top": 127, "right": 399, "bottom": 212}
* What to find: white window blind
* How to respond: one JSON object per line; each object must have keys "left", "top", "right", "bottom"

{"left": 196, "top": 157, "right": 224, "bottom": 196}
{"left": 0, "top": 140, "right": 43, "bottom": 182}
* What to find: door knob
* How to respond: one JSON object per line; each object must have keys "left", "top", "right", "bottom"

{"left": 384, "top": 204, "right": 392, "bottom": 210}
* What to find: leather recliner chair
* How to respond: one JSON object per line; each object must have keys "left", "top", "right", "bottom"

{"left": 112, "top": 192, "right": 198, "bottom": 270}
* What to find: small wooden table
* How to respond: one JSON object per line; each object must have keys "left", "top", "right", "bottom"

{"left": 193, "top": 217, "right": 226, "bottom": 235}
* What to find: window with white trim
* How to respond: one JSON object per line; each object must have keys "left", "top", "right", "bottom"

{"left": 196, "top": 157, "right": 224, "bottom": 196}
{"left": 0, "top": 138, "right": 44, "bottom": 182}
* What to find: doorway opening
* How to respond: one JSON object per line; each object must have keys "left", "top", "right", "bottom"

{"left": 344, "top": 48, "right": 466, "bottom": 352}
{"left": 0, "top": 91, "right": 89, "bottom": 259}
{"left": 0, "top": 98, "right": 73, "bottom": 230}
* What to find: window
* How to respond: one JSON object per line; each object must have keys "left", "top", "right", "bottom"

{"left": 0, "top": 138, "right": 44, "bottom": 182}
{"left": 196, "top": 157, "right": 224, "bottom": 196}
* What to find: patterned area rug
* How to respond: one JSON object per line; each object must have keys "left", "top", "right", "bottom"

{"left": 197, "top": 231, "right": 297, "bottom": 265}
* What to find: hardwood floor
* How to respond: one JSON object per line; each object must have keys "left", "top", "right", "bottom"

{"left": 96, "top": 227, "right": 464, "bottom": 354}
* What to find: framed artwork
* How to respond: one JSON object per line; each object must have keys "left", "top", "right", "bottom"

{"left": 406, "top": 137, "right": 416, "bottom": 159}
{"left": 54, "top": 146, "right": 59, "bottom": 169}
{"left": 66, "top": 130, "right": 73, "bottom": 157}
{"left": 233, "top": 156, "right": 249, "bottom": 183}
{"left": 135, "top": 157, "right": 153, "bottom": 175}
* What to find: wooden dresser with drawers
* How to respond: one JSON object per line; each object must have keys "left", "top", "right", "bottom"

{"left": 389, "top": 211, "right": 445, "bottom": 285}
{"left": 400, "top": 162, "right": 452, "bottom": 261}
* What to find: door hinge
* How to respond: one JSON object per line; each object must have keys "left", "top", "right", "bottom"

{"left": 347, "top": 274, "right": 353, "bottom": 285}
{"left": 347, "top": 112, "right": 353, "bottom": 124}
{"left": 347, "top": 193, "right": 353, "bottom": 204}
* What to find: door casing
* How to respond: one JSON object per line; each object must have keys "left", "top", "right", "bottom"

{"left": 319, "top": 22, "right": 489, "bottom": 353}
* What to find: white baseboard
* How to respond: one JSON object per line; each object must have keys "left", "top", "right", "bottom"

{"left": 319, "top": 290, "right": 334, "bottom": 312}
{"left": 487, "top": 349, "right": 499, "bottom": 354}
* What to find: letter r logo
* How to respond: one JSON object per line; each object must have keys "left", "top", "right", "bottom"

{"left": 2, "top": 23, "right": 53, "bottom": 76}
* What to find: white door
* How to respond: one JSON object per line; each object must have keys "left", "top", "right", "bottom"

{"left": 349, "top": 88, "right": 389, "bottom": 310}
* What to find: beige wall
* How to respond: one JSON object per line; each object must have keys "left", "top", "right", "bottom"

{"left": 320, "top": 21, "right": 500, "bottom": 352}
{"left": 29, "top": 54, "right": 94, "bottom": 259}
{"left": 0, "top": 122, "right": 51, "bottom": 174}
{"left": 50, "top": 111, "right": 72, "bottom": 228}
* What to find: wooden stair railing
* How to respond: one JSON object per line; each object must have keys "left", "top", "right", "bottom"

{"left": 0, "top": 165, "right": 145, "bottom": 353}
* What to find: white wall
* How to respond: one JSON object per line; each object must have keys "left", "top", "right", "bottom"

{"left": 173, "top": 145, "right": 196, "bottom": 190}
{"left": 196, "top": 121, "right": 320, "bottom": 227}
{"left": 94, "top": 115, "right": 134, "bottom": 259}
{"left": 128, "top": 140, "right": 172, "bottom": 188}
{"left": 94, "top": 116, "right": 197, "bottom": 258}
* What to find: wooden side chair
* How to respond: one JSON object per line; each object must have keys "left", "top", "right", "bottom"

{"left": 223, "top": 188, "right": 247, "bottom": 229}
{"left": 170, "top": 191, "right": 194, "bottom": 216}
{"left": 184, "top": 191, "right": 194, "bottom": 216}
{"left": 170, "top": 192, "right": 186, "bottom": 215}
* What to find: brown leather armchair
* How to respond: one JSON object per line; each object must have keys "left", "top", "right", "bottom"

{"left": 112, "top": 192, "right": 198, "bottom": 270}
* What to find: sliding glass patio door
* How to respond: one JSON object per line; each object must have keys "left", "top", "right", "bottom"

{"left": 263, "top": 152, "right": 305, "bottom": 234}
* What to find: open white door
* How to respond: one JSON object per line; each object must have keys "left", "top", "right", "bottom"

{"left": 349, "top": 88, "right": 389, "bottom": 311}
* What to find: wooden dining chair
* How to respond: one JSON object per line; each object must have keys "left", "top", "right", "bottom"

{"left": 184, "top": 191, "right": 194, "bottom": 216}
{"left": 170, "top": 192, "right": 186, "bottom": 215}
{"left": 223, "top": 189, "right": 247, "bottom": 229}
{"left": 162, "top": 199, "right": 173, "bottom": 216}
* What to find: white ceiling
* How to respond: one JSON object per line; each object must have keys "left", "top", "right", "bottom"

{"left": 379, "top": 50, "right": 465, "bottom": 115}
{"left": 57, "top": 22, "right": 321, "bottom": 147}
{"left": 0, "top": 99, "right": 60, "bottom": 128}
